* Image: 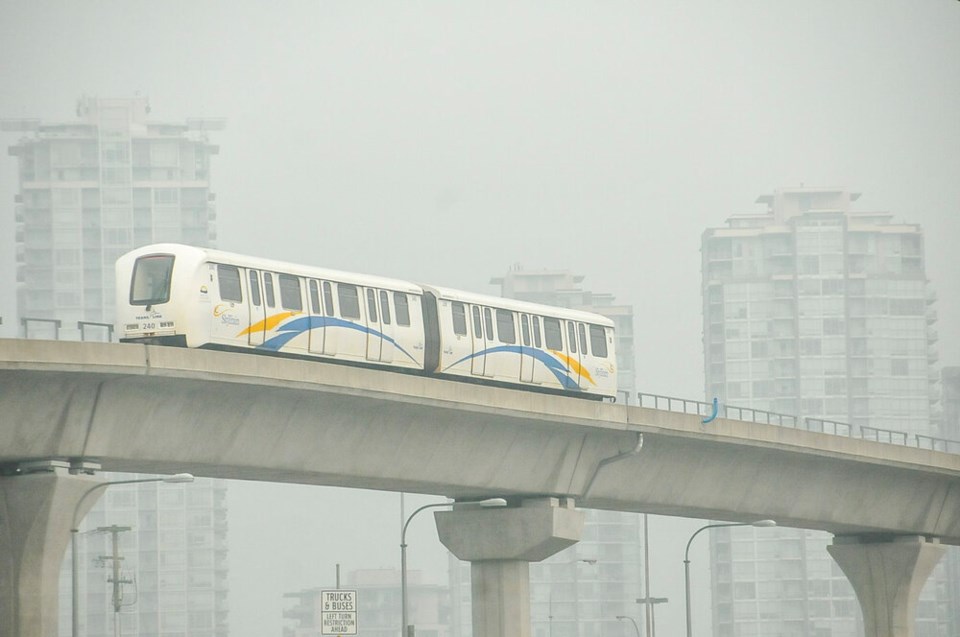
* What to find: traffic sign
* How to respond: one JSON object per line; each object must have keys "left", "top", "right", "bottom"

{"left": 321, "top": 590, "right": 358, "bottom": 635}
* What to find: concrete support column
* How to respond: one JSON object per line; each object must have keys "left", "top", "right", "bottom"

{"left": 0, "top": 467, "right": 102, "bottom": 637}
{"left": 827, "top": 535, "right": 946, "bottom": 637}
{"left": 436, "top": 497, "right": 584, "bottom": 637}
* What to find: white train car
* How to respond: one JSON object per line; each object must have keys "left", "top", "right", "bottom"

{"left": 115, "top": 244, "right": 427, "bottom": 370}
{"left": 116, "top": 244, "right": 618, "bottom": 399}
{"left": 426, "top": 285, "right": 618, "bottom": 397}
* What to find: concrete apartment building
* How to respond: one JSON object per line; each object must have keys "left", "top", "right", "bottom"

{"left": 3, "top": 95, "right": 221, "bottom": 339}
{"left": 446, "top": 269, "right": 645, "bottom": 637}
{"left": 2, "top": 96, "right": 229, "bottom": 636}
{"left": 701, "top": 187, "right": 952, "bottom": 637}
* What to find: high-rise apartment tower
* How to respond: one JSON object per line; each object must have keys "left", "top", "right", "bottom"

{"left": 4, "top": 95, "right": 221, "bottom": 338}
{"left": 701, "top": 187, "right": 948, "bottom": 636}
{"left": 3, "top": 97, "right": 229, "bottom": 636}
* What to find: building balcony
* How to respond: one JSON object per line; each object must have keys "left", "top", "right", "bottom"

{"left": 926, "top": 290, "right": 937, "bottom": 305}
{"left": 926, "top": 309, "right": 937, "bottom": 325}
{"left": 927, "top": 328, "right": 938, "bottom": 344}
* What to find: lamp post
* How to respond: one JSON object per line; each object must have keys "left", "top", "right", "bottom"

{"left": 71, "top": 473, "right": 194, "bottom": 637}
{"left": 684, "top": 519, "right": 776, "bottom": 637}
{"left": 400, "top": 497, "right": 506, "bottom": 637}
{"left": 635, "top": 597, "right": 668, "bottom": 637}
{"left": 616, "top": 615, "right": 641, "bottom": 637}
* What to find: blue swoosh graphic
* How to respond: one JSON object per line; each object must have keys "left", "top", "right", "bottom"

{"left": 257, "top": 316, "right": 419, "bottom": 365}
{"left": 443, "top": 345, "right": 581, "bottom": 391}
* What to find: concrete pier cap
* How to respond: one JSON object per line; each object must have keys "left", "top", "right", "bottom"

{"left": 828, "top": 534, "right": 946, "bottom": 637}
{"left": 436, "top": 496, "right": 584, "bottom": 562}
{"left": 435, "top": 497, "right": 585, "bottom": 637}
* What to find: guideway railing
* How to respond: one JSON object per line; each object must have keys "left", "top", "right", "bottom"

{"left": 634, "top": 392, "right": 959, "bottom": 454}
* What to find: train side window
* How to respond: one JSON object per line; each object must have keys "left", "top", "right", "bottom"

{"left": 394, "top": 292, "right": 410, "bottom": 326}
{"left": 452, "top": 302, "right": 467, "bottom": 336}
{"left": 248, "top": 270, "right": 261, "bottom": 307}
{"left": 520, "top": 314, "right": 530, "bottom": 346}
{"left": 322, "top": 281, "right": 335, "bottom": 316}
{"left": 543, "top": 317, "right": 562, "bottom": 350}
{"left": 366, "top": 288, "right": 378, "bottom": 322}
{"left": 567, "top": 322, "right": 578, "bottom": 354}
{"left": 309, "top": 280, "right": 321, "bottom": 314}
{"left": 264, "top": 273, "right": 276, "bottom": 308}
{"left": 379, "top": 290, "right": 392, "bottom": 325}
{"left": 578, "top": 322, "right": 588, "bottom": 355}
{"left": 532, "top": 316, "right": 542, "bottom": 348}
{"left": 217, "top": 264, "right": 242, "bottom": 302}
{"left": 338, "top": 283, "right": 360, "bottom": 319}
{"left": 496, "top": 309, "right": 516, "bottom": 344}
{"left": 483, "top": 307, "right": 494, "bottom": 341}
{"left": 472, "top": 306, "right": 482, "bottom": 337}
{"left": 590, "top": 325, "right": 608, "bottom": 358}
{"left": 279, "top": 274, "right": 302, "bottom": 311}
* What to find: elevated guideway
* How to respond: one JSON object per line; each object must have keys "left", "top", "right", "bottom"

{"left": 1, "top": 339, "right": 958, "bottom": 637}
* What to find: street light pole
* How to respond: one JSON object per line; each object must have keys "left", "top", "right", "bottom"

{"left": 683, "top": 520, "right": 775, "bottom": 637}
{"left": 400, "top": 497, "right": 506, "bottom": 637}
{"left": 71, "top": 473, "right": 194, "bottom": 637}
{"left": 616, "top": 615, "right": 641, "bottom": 637}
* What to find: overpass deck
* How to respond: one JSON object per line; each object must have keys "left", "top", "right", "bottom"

{"left": 1, "top": 338, "right": 959, "bottom": 544}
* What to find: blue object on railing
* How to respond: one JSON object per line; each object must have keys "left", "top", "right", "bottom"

{"left": 702, "top": 397, "right": 719, "bottom": 424}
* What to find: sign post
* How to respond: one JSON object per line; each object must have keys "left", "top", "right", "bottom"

{"left": 321, "top": 590, "right": 358, "bottom": 636}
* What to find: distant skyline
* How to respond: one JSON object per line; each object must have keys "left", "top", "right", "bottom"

{"left": 1, "top": 3, "right": 957, "bottom": 636}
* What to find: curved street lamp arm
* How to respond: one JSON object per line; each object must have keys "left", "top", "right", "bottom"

{"left": 401, "top": 502, "right": 451, "bottom": 546}
{"left": 684, "top": 523, "right": 742, "bottom": 563}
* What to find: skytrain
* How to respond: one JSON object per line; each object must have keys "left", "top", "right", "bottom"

{"left": 116, "top": 244, "right": 618, "bottom": 399}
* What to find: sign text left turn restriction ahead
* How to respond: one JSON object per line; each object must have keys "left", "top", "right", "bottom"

{"left": 321, "top": 590, "right": 357, "bottom": 635}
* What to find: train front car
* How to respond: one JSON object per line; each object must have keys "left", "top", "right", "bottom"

{"left": 117, "top": 244, "right": 428, "bottom": 372}
{"left": 425, "top": 286, "right": 618, "bottom": 399}
{"left": 116, "top": 244, "right": 208, "bottom": 346}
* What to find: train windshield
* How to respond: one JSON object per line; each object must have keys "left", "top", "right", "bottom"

{"left": 130, "top": 255, "right": 175, "bottom": 305}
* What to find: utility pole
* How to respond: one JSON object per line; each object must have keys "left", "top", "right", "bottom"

{"left": 97, "top": 525, "right": 133, "bottom": 637}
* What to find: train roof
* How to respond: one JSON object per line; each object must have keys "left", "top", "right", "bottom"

{"left": 422, "top": 284, "right": 615, "bottom": 326}
{"left": 124, "top": 244, "right": 423, "bottom": 294}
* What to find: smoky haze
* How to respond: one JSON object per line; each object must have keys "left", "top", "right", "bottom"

{"left": 1, "top": 2, "right": 958, "bottom": 636}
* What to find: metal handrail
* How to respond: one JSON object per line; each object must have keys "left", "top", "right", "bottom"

{"left": 636, "top": 391, "right": 958, "bottom": 454}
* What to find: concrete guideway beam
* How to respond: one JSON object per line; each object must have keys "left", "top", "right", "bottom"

{"left": 0, "top": 466, "right": 102, "bottom": 637}
{"left": 827, "top": 535, "right": 946, "bottom": 637}
{"left": 436, "top": 497, "right": 584, "bottom": 637}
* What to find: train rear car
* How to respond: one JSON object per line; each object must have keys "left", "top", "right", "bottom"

{"left": 424, "top": 285, "right": 618, "bottom": 399}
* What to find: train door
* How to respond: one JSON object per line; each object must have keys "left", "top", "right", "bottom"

{"left": 481, "top": 307, "right": 496, "bottom": 378}
{"left": 519, "top": 313, "right": 535, "bottom": 383}
{"left": 576, "top": 322, "right": 591, "bottom": 390}
{"left": 364, "top": 287, "right": 382, "bottom": 361}
{"left": 378, "top": 290, "right": 395, "bottom": 363}
{"left": 321, "top": 281, "right": 338, "bottom": 356}
{"left": 307, "top": 279, "right": 325, "bottom": 355}
{"left": 541, "top": 317, "right": 568, "bottom": 390}
{"left": 566, "top": 320, "right": 582, "bottom": 388}
{"left": 247, "top": 269, "right": 266, "bottom": 347}
{"left": 211, "top": 263, "right": 244, "bottom": 344}
{"left": 469, "top": 305, "right": 485, "bottom": 376}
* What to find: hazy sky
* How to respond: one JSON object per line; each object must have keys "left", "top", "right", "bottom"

{"left": 1, "top": 2, "right": 958, "bottom": 635}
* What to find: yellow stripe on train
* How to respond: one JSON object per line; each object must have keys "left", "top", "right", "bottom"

{"left": 236, "top": 311, "right": 299, "bottom": 337}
